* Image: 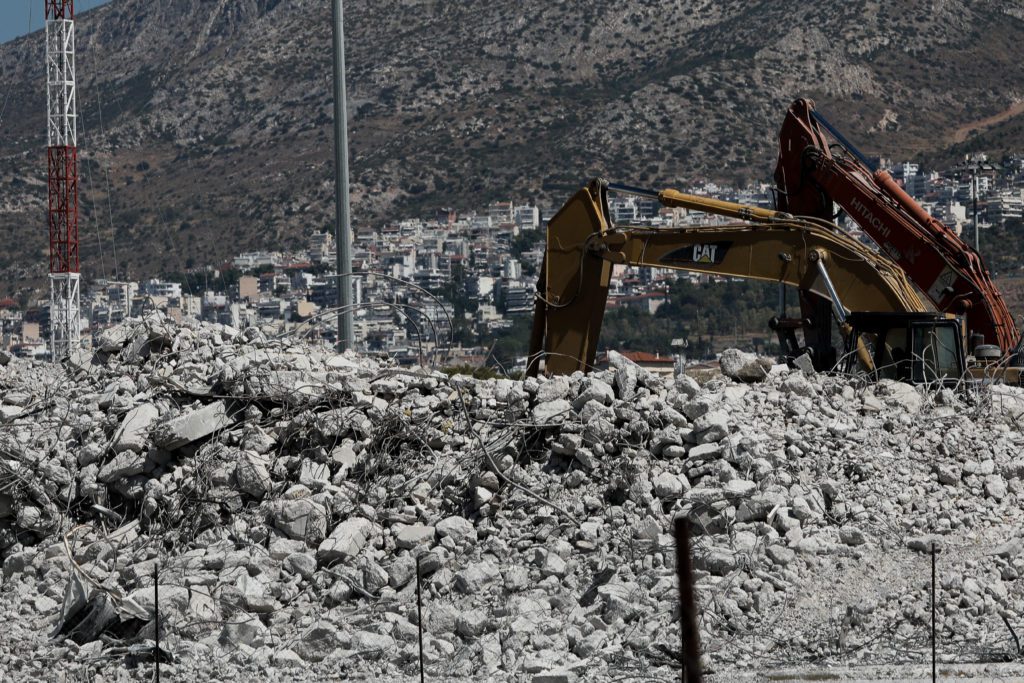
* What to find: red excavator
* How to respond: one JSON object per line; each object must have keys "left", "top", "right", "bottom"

{"left": 774, "top": 98, "right": 1020, "bottom": 360}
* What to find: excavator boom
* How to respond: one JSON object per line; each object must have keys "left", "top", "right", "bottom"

{"left": 528, "top": 179, "right": 928, "bottom": 376}
{"left": 774, "top": 98, "right": 1019, "bottom": 354}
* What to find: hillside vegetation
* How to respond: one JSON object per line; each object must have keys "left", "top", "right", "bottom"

{"left": 1, "top": 0, "right": 1022, "bottom": 294}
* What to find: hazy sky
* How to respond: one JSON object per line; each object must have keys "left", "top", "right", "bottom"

{"left": 0, "top": 0, "right": 111, "bottom": 45}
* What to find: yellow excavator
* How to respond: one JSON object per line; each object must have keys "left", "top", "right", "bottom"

{"left": 527, "top": 179, "right": 993, "bottom": 384}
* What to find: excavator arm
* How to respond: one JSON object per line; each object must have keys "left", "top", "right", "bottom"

{"left": 528, "top": 179, "right": 928, "bottom": 376}
{"left": 774, "top": 98, "right": 1018, "bottom": 354}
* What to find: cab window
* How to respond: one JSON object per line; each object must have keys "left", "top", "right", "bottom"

{"left": 912, "top": 323, "right": 962, "bottom": 381}
{"left": 874, "top": 328, "right": 908, "bottom": 380}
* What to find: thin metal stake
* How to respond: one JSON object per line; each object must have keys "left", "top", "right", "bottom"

{"left": 1000, "top": 613, "right": 1021, "bottom": 655}
{"left": 674, "top": 517, "right": 703, "bottom": 683}
{"left": 416, "top": 554, "right": 425, "bottom": 683}
{"left": 154, "top": 562, "right": 161, "bottom": 683}
{"left": 931, "top": 542, "right": 937, "bottom": 683}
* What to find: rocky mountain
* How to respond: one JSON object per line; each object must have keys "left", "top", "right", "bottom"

{"left": 0, "top": 0, "right": 1023, "bottom": 294}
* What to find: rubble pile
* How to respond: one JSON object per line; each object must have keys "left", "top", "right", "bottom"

{"left": 2, "top": 315, "right": 1024, "bottom": 681}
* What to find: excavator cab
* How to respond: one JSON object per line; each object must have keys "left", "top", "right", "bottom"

{"left": 843, "top": 312, "right": 965, "bottom": 384}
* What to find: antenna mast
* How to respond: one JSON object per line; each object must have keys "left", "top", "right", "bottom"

{"left": 46, "top": 0, "right": 81, "bottom": 360}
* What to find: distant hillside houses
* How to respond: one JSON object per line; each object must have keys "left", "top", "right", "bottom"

{"left": 14, "top": 157, "right": 1024, "bottom": 363}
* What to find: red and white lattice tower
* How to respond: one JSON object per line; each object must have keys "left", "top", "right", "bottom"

{"left": 46, "top": 0, "right": 80, "bottom": 360}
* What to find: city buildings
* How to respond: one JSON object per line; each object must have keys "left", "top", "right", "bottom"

{"left": 13, "top": 154, "right": 1024, "bottom": 364}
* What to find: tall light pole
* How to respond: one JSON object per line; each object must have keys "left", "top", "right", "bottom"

{"left": 972, "top": 170, "right": 980, "bottom": 255}
{"left": 332, "top": 0, "right": 354, "bottom": 351}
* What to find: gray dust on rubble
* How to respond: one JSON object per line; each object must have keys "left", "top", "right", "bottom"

{"left": 1, "top": 319, "right": 1024, "bottom": 680}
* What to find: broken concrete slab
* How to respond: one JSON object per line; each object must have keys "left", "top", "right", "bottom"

{"left": 235, "top": 451, "right": 273, "bottom": 499}
{"left": 111, "top": 403, "right": 160, "bottom": 454}
{"left": 719, "top": 348, "right": 771, "bottom": 383}
{"left": 271, "top": 499, "right": 328, "bottom": 545}
{"left": 151, "top": 401, "right": 235, "bottom": 450}
{"left": 98, "top": 450, "right": 149, "bottom": 483}
{"left": 317, "top": 517, "right": 374, "bottom": 564}
{"left": 394, "top": 524, "right": 436, "bottom": 550}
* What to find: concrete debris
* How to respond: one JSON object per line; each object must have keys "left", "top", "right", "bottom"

{"left": 318, "top": 517, "right": 374, "bottom": 563}
{"left": 151, "top": 400, "right": 234, "bottom": 450}
{"left": 111, "top": 403, "right": 160, "bottom": 454}
{"left": 271, "top": 498, "right": 329, "bottom": 544}
{"left": 455, "top": 560, "right": 501, "bottom": 594}
{"left": 221, "top": 617, "right": 269, "bottom": 649}
{"left": 436, "top": 515, "right": 476, "bottom": 544}
{"left": 0, "top": 323, "right": 1022, "bottom": 680}
{"left": 532, "top": 399, "right": 571, "bottom": 424}
{"left": 792, "top": 352, "right": 816, "bottom": 375}
{"left": 394, "top": 523, "right": 436, "bottom": 549}
{"left": 235, "top": 451, "right": 273, "bottom": 499}
{"left": 719, "top": 348, "right": 772, "bottom": 382}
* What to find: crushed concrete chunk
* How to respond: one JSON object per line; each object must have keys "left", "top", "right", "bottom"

{"left": 98, "top": 451, "right": 149, "bottom": 483}
{"left": 533, "top": 399, "right": 572, "bottom": 424}
{"left": 719, "top": 348, "right": 771, "bottom": 382}
{"left": 272, "top": 499, "right": 328, "bottom": 544}
{"left": 436, "top": 516, "right": 475, "bottom": 544}
{"left": 152, "top": 401, "right": 234, "bottom": 450}
{"left": 318, "top": 517, "right": 374, "bottom": 563}
{"left": 394, "top": 524, "right": 436, "bottom": 549}
{"left": 111, "top": 403, "right": 159, "bottom": 453}
{"left": 454, "top": 560, "right": 500, "bottom": 594}
{"left": 236, "top": 451, "right": 273, "bottom": 499}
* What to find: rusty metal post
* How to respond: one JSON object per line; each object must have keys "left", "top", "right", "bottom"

{"left": 674, "top": 517, "right": 703, "bottom": 683}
